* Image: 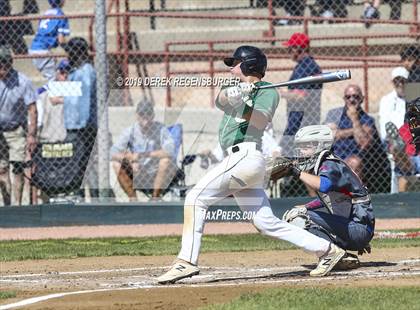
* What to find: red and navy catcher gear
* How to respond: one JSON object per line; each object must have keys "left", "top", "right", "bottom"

{"left": 224, "top": 46, "right": 267, "bottom": 77}
{"left": 406, "top": 97, "right": 420, "bottom": 152}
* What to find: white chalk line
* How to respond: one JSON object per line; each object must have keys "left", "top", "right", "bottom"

{"left": 0, "top": 259, "right": 419, "bottom": 310}
{"left": 0, "top": 265, "right": 306, "bottom": 280}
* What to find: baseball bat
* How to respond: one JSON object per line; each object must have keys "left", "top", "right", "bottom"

{"left": 256, "top": 70, "right": 351, "bottom": 89}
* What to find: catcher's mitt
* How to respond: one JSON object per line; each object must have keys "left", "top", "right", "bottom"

{"left": 267, "top": 156, "right": 294, "bottom": 181}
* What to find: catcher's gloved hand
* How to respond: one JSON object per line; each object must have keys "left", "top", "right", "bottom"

{"left": 269, "top": 157, "right": 301, "bottom": 181}
{"left": 226, "top": 86, "right": 244, "bottom": 109}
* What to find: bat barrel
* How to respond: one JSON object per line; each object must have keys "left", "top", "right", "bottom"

{"left": 257, "top": 70, "right": 351, "bottom": 89}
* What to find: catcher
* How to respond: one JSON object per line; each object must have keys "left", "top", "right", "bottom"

{"left": 271, "top": 125, "right": 374, "bottom": 268}
{"left": 406, "top": 97, "right": 420, "bottom": 153}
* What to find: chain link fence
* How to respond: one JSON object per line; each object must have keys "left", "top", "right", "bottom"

{"left": 0, "top": 0, "right": 419, "bottom": 206}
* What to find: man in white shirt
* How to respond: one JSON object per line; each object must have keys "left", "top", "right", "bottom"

{"left": 378, "top": 67, "right": 409, "bottom": 142}
{"left": 378, "top": 66, "right": 409, "bottom": 192}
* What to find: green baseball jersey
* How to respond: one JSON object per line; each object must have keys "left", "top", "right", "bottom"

{"left": 216, "top": 81, "right": 279, "bottom": 151}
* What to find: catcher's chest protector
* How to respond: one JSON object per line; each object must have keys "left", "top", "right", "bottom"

{"left": 313, "top": 151, "right": 370, "bottom": 218}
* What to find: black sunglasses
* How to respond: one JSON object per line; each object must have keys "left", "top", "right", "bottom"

{"left": 344, "top": 94, "right": 362, "bottom": 101}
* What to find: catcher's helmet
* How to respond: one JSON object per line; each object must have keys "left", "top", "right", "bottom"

{"left": 224, "top": 46, "right": 267, "bottom": 77}
{"left": 294, "top": 125, "right": 334, "bottom": 171}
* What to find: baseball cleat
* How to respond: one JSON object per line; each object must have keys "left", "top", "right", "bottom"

{"left": 310, "top": 243, "right": 346, "bottom": 277}
{"left": 157, "top": 260, "right": 200, "bottom": 284}
{"left": 333, "top": 252, "right": 361, "bottom": 270}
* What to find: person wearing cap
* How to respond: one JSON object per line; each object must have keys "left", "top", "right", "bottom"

{"left": 378, "top": 67, "right": 409, "bottom": 143}
{"left": 30, "top": 0, "right": 70, "bottom": 81}
{"left": 36, "top": 59, "right": 71, "bottom": 144}
{"left": 379, "top": 67, "right": 420, "bottom": 192}
{"left": 400, "top": 45, "right": 420, "bottom": 83}
{"left": 111, "top": 100, "right": 176, "bottom": 200}
{"left": 279, "top": 32, "right": 323, "bottom": 157}
{"left": 62, "top": 37, "right": 97, "bottom": 199}
{"left": 0, "top": 46, "right": 38, "bottom": 205}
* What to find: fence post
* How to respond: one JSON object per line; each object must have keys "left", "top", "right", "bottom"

{"left": 362, "top": 37, "right": 369, "bottom": 112}
{"left": 95, "top": 0, "right": 110, "bottom": 201}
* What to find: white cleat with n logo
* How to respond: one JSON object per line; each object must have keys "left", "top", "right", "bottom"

{"left": 310, "top": 243, "right": 346, "bottom": 277}
{"left": 157, "top": 260, "right": 200, "bottom": 284}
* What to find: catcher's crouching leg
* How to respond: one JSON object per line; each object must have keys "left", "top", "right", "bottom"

{"left": 282, "top": 207, "right": 361, "bottom": 270}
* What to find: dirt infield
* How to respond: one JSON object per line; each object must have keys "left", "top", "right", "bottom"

{"left": 0, "top": 247, "right": 419, "bottom": 309}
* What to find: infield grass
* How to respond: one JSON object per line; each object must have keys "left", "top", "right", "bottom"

{"left": 0, "top": 291, "right": 16, "bottom": 299}
{"left": 202, "top": 286, "right": 420, "bottom": 310}
{"left": 0, "top": 233, "right": 419, "bottom": 261}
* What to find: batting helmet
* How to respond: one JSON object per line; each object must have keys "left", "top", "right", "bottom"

{"left": 48, "top": 0, "right": 64, "bottom": 8}
{"left": 224, "top": 46, "right": 267, "bottom": 77}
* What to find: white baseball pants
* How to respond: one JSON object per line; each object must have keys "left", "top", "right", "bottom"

{"left": 178, "top": 142, "right": 330, "bottom": 265}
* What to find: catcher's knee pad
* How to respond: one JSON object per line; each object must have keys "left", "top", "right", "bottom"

{"left": 282, "top": 206, "right": 311, "bottom": 229}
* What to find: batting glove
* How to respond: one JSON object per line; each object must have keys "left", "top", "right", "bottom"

{"left": 238, "top": 82, "right": 256, "bottom": 96}
{"left": 226, "top": 86, "right": 244, "bottom": 109}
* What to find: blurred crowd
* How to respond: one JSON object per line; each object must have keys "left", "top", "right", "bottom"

{"left": 0, "top": 1, "right": 419, "bottom": 206}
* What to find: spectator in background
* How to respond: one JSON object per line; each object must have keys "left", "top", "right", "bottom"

{"left": 378, "top": 67, "right": 409, "bottom": 142}
{"left": 309, "top": 0, "right": 350, "bottom": 22}
{"left": 36, "top": 59, "right": 70, "bottom": 143}
{"left": 385, "top": 121, "right": 420, "bottom": 192}
{"left": 400, "top": 45, "right": 420, "bottom": 82}
{"left": 0, "top": 46, "right": 37, "bottom": 205}
{"left": 324, "top": 84, "right": 390, "bottom": 193}
{"left": 30, "top": 0, "right": 70, "bottom": 81}
{"left": 378, "top": 67, "right": 409, "bottom": 193}
{"left": 279, "top": 33, "right": 323, "bottom": 157}
{"left": 256, "top": 0, "right": 305, "bottom": 26}
{"left": 0, "top": 0, "right": 37, "bottom": 54}
{"left": 63, "top": 37, "right": 97, "bottom": 199}
{"left": 362, "top": 1, "right": 403, "bottom": 28}
{"left": 111, "top": 100, "right": 176, "bottom": 201}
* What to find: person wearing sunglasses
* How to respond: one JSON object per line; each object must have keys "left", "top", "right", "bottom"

{"left": 324, "top": 84, "right": 390, "bottom": 193}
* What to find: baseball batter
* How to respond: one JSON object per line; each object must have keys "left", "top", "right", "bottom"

{"left": 157, "top": 46, "right": 345, "bottom": 284}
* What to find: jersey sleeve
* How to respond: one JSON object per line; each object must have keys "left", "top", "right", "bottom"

{"left": 23, "top": 77, "right": 38, "bottom": 106}
{"left": 58, "top": 17, "right": 70, "bottom": 36}
{"left": 252, "top": 88, "right": 279, "bottom": 122}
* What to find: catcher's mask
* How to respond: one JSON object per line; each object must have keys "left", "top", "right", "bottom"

{"left": 294, "top": 125, "right": 334, "bottom": 171}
